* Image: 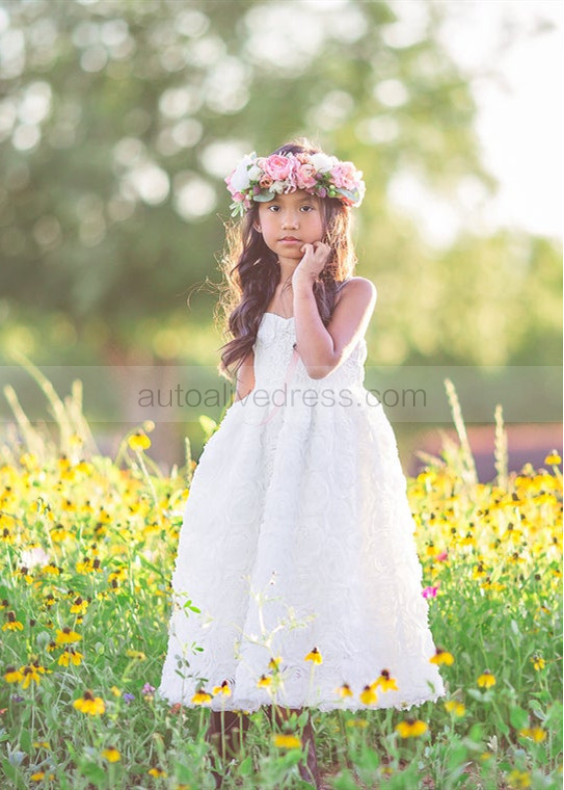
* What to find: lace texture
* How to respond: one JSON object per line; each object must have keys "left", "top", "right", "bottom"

{"left": 157, "top": 313, "right": 446, "bottom": 712}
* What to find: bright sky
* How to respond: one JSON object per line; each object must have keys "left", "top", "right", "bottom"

{"left": 390, "top": 0, "right": 562, "bottom": 244}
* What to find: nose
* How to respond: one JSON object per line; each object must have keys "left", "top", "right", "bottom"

{"left": 281, "top": 211, "right": 299, "bottom": 229}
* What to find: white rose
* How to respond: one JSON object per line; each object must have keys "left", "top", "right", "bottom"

{"left": 270, "top": 180, "right": 285, "bottom": 194}
{"left": 229, "top": 152, "right": 256, "bottom": 192}
{"left": 309, "top": 153, "right": 335, "bottom": 173}
{"left": 247, "top": 164, "right": 262, "bottom": 182}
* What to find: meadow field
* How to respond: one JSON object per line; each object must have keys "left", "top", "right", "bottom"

{"left": 0, "top": 375, "right": 562, "bottom": 789}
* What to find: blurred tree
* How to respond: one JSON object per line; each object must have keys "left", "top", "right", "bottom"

{"left": 0, "top": 0, "right": 560, "bottom": 375}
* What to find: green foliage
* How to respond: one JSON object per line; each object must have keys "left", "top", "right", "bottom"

{"left": 0, "top": 0, "right": 560, "bottom": 369}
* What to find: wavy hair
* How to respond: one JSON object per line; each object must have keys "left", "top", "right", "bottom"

{"left": 215, "top": 137, "right": 359, "bottom": 382}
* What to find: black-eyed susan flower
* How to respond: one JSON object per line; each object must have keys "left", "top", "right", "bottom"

{"left": 430, "top": 647, "right": 454, "bottom": 665}
{"left": 70, "top": 596, "right": 89, "bottom": 615}
{"left": 305, "top": 646, "right": 322, "bottom": 664}
{"left": 544, "top": 451, "right": 561, "bottom": 466}
{"left": 73, "top": 690, "right": 105, "bottom": 715}
{"left": 359, "top": 684, "right": 378, "bottom": 706}
{"left": 128, "top": 432, "right": 151, "bottom": 451}
{"left": 272, "top": 733, "right": 302, "bottom": 749}
{"left": 55, "top": 627, "right": 82, "bottom": 645}
{"left": 212, "top": 680, "right": 232, "bottom": 697}
{"left": 396, "top": 718, "right": 428, "bottom": 738}
{"left": 268, "top": 655, "right": 282, "bottom": 672}
{"left": 2, "top": 611, "right": 24, "bottom": 631}
{"left": 257, "top": 674, "right": 272, "bottom": 688}
{"left": 4, "top": 666, "right": 23, "bottom": 684}
{"left": 477, "top": 670, "right": 496, "bottom": 688}
{"left": 147, "top": 767, "right": 167, "bottom": 777}
{"left": 372, "top": 669, "right": 398, "bottom": 692}
{"left": 336, "top": 682, "right": 354, "bottom": 699}
{"left": 531, "top": 655, "right": 545, "bottom": 671}
{"left": 102, "top": 746, "right": 121, "bottom": 762}
{"left": 57, "top": 648, "right": 84, "bottom": 667}
{"left": 20, "top": 662, "right": 48, "bottom": 689}
{"left": 191, "top": 689, "right": 213, "bottom": 705}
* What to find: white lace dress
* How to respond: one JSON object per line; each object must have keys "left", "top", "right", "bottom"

{"left": 157, "top": 312, "right": 446, "bottom": 712}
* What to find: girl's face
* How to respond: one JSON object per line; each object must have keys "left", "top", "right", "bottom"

{"left": 254, "top": 189, "right": 324, "bottom": 261}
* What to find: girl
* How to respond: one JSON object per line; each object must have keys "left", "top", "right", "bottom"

{"left": 157, "top": 138, "right": 445, "bottom": 789}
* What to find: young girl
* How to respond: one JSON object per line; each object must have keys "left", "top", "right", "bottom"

{"left": 157, "top": 138, "right": 446, "bottom": 788}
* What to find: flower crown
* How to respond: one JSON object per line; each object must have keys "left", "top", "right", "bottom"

{"left": 225, "top": 150, "right": 366, "bottom": 217}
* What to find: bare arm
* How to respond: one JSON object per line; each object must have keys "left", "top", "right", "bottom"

{"left": 293, "top": 276, "right": 377, "bottom": 380}
{"left": 233, "top": 349, "right": 256, "bottom": 401}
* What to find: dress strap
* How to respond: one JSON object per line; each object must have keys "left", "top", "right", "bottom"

{"left": 258, "top": 346, "right": 299, "bottom": 426}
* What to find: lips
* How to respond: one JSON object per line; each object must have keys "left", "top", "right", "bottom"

{"left": 280, "top": 236, "right": 300, "bottom": 241}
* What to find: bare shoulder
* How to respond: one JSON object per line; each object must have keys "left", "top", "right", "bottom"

{"left": 335, "top": 276, "right": 377, "bottom": 310}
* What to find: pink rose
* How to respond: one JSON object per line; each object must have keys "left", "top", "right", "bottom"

{"left": 295, "top": 163, "right": 318, "bottom": 189}
{"left": 262, "top": 154, "right": 295, "bottom": 183}
{"left": 330, "top": 161, "right": 357, "bottom": 190}
{"left": 259, "top": 174, "right": 274, "bottom": 189}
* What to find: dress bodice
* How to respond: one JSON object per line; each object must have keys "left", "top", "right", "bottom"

{"left": 252, "top": 312, "right": 368, "bottom": 391}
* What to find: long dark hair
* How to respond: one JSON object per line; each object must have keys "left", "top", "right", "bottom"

{"left": 215, "top": 137, "right": 359, "bottom": 382}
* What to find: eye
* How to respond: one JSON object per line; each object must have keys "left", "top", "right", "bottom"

{"left": 300, "top": 205, "right": 314, "bottom": 212}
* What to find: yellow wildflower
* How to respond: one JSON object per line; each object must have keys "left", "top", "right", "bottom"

{"left": 396, "top": 718, "right": 428, "bottom": 738}
{"left": 273, "top": 734, "right": 302, "bottom": 749}
{"left": 508, "top": 769, "right": 531, "bottom": 788}
{"left": 125, "top": 649, "right": 146, "bottom": 660}
{"left": 55, "top": 627, "right": 82, "bottom": 645}
{"left": 4, "top": 666, "right": 23, "bottom": 683}
{"left": 191, "top": 689, "right": 213, "bottom": 705}
{"left": 70, "top": 596, "right": 89, "bottom": 615}
{"left": 477, "top": 670, "right": 496, "bottom": 688}
{"left": 20, "top": 666, "right": 40, "bottom": 689}
{"left": 304, "top": 646, "right": 322, "bottom": 664}
{"left": 212, "top": 680, "right": 232, "bottom": 697}
{"left": 73, "top": 690, "right": 105, "bottom": 715}
{"left": 544, "top": 451, "right": 561, "bottom": 465}
{"left": 128, "top": 432, "right": 151, "bottom": 451}
{"left": 57, "top": 649, "right": 84, "bottom": 667}
{"left": 2, "top": 611, "right": 24, "bottom": 631}
{"left": 430, "top": 647, "right": 454, "bottom": 665}
{"left": 519, "top": 727, "right": 546, "bottom": 742}
{"left": 148, "top": 768, "right": 167, "bottom": 777}
{"left": 444, "top": 700, "right": 466, "bottom": 717}
{"left": 336, "top": 683, "right": 354, "bottom": 699}
{"left": 372, "top": 669, "right": 398, "bottom": 692}
{"left": 102, "top": 747, "right": 121, "bottom": 762}
{"left": 359, "top": 684, "right": 378, "bottom": 706}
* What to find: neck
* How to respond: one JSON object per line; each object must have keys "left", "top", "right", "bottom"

{"left": 277, "top": 257, "right": 298, "bottom": 286}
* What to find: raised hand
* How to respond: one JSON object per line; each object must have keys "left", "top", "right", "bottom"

{"left": 292, "top": 241, "right": 332, "bottom": 287}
